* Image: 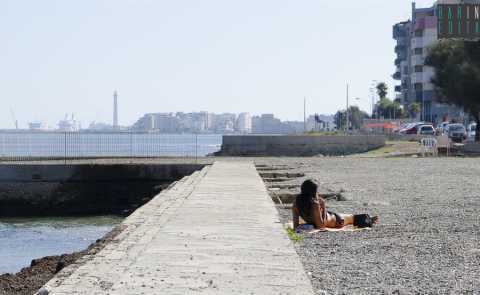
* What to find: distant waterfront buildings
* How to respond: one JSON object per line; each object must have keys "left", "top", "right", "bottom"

{"left": 236, "top": 113, "right": 252, "bottom": 134}
{"left": 131, "top": 112, "right": 334, "bottom": 134}
{"left": 133, "top": 112, "right": 241, "bottom": 134}
{"left": 28, "top": 121, "right": 50, "bottom": 131}
{"left": 15, "top": 111, "right": 334, "bottom": 134}
{"left": 306, "top": 114, "right": 335, "bottom": 132}
{"left": 88, "top": 122, "right": 114, "bottom": 131}
{"left": 252, "top": 114, "right": 291, "bottom": 134}
{"left": 58, "top": 114, "right": 81, "bottom": 132}
{"left": 393, "top": 0, "right": 470, "bottom": 124}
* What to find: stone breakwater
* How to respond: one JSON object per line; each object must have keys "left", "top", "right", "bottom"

{"left": 0, "top": 164, "right": 204, "bottom": 216}
{"left": 217, "top": 135, "right": 386, "bottom": 156}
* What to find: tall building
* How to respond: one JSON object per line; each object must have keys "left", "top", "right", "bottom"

{"left": 236, "top": 113, "right": 252, "bottom": 134}
{"left": 393, "top": 20, "right": 412, "bottom": 106}
{"left": 113, "top": 90, "right": 119, "bottom": 129}
{"left": 393, "top": 1, "right": 470, "bottom": 124}
{"left": 252, "top": 114, "right": 293, "bottom": 134}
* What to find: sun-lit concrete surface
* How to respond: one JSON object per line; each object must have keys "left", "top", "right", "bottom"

{"left": 43, "top": 161, "right": 313, "bottom": 295}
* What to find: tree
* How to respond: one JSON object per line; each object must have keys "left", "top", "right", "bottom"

{"left": 334, "top": 106, "right": 369, "bottom": 130}
{"left": 425, "top": 39, "right": 480, "bottom": 142}
{"left": 334, "top": 110, "right": 347, "bottom": 130}
{"left": 375, "top": 97, "right": 404, "bottom": 119}
{"left": 408, "top": 102, "right": 421, "bottom": 119}
{"left": 376, "top": 82, "right": 388, "bottom": 99}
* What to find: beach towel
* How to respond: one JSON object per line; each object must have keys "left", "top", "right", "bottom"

{"left": 285, "top": 222, "right": 371, "bottom": 234}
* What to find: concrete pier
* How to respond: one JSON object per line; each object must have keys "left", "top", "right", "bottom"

{"left": 43, "top": 162, "right": 313, "bottom": 294}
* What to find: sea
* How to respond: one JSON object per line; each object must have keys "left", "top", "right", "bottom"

{"left": 0, "top": 216, "right": 122, "bottom": 274}
{"left": 0, "top": 133, "right": 223, "bottom": 274}
{"left": 0, "top": 132, "right": 223, "bottom": 158}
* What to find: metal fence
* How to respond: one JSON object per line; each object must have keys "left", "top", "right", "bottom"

{"left": 0, "top": 132, "right": 222, "bottom": 162}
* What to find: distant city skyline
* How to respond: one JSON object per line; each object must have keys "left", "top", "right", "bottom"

{"left": 1, "top": 0, "right": 437, "bottom": 129}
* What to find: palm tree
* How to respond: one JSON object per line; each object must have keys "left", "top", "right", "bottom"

{"left": 376, "top": 82, "right": 388, "bottom": 99}
{"left": 408, "top": 102, "right": 421, "bottom": 119}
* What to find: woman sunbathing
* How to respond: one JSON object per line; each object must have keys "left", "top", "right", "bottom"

{"left": 292, "top": 179, "right": 378, "bottom": 230}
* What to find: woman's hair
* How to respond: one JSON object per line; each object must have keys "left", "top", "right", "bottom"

{"left": 300, "top": 179, "right": 318, "bottom": 197}
{"left": 296, "top": 179, "right": 318, "bottom": 214}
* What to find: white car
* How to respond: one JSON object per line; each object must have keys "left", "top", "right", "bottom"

{"left": 417, "top": 124, "right": 436, "bottom": 136}
{"left": 467, "top": 123, "right": 477, "bottom": 140}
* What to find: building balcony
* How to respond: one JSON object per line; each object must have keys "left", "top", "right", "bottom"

{"left": 411, "top": 55, "right": 425, "bottom": 66}
{"left": 411, "top": 37, "right": 424, "bottom": 49}
{"left": 395, "top": 45, "right": 406, "bottom": 53}
{"left": 393, "top": 71, "right": 401, "bottom": 80}
{"left": 395, "top": 85, "right": 402, "bottom": 92}
{"left": 412, "top": 72, "right": 425, "bottom": 84}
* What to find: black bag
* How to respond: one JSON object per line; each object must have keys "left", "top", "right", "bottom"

{"left": 353, "top": 214, "right": 374, "bottom": 228}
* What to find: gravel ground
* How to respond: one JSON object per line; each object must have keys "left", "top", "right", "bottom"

{"left": 255, "top": 157, "right": 480, "bottom": 295}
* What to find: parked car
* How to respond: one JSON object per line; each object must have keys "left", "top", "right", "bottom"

{"left": 417, "top": 124, "right": 435, "bottom": 136}
{"left": 399, "top": 122, "right": 427, "bottom": 135}
{"left": 467, "top": 123, "right": 477, "bottom": 140}
{"left": 447, "top": 124, "right": 467, "bottom": 143}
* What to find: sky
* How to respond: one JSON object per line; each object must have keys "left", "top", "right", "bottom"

{"left": 0, "top": 0, "right": 437, "bottom": 129}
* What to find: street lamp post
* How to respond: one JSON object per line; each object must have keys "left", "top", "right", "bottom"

{"left": 346, "top": 84, "right": 349, "bottom": 133}
{"left": 371, "top": 80, "right": 378, "bottom": 119}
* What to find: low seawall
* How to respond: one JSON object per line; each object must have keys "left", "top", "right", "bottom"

{"left": 461, "top": 142, "right": 480, "bottom": 155}
{"left": 217, "top": 135, "right": 386, "bottom": 156}
{"left": 0, "top": 164, "right": 204, "bottom": 216}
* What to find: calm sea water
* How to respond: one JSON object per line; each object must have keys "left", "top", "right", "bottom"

{"left": 0, "top": 133, "right": 222, "bottom": 158}
{"left": 0, "top": 216, "right": 122, "bottom": 274}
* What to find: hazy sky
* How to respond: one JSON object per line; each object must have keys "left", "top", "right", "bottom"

{"left": 1, "top": 0, "right": 437, "bottom": 129}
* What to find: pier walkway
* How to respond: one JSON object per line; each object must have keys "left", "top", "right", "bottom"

{"left": 43, "top": 162, "right": 313, "bottom": 294}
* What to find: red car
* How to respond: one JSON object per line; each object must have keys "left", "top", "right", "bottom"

{"left": 399, "top": 122, "right": 427, "bottom": 135}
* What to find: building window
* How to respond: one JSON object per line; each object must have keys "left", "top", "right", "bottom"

{"left": 477, "top": 21, "right": 480, "bottom": 33}
{"left": 414, "top": 83, "right": 423, "bottom": 91}
{"left": 458, "top": 21, "right": 462, "bottom": 34}
{"left": 467, "top": 21, "right": 470, "bottom": 34}
{"left": 448, "top": 7, "right": 453, "bottom": 19}
{"left": 457, "top": 6, "right": 462, "bottom": 19}
{"left": 449, "top": 21, "right": 453, "bottom": 34}
{"left": 438, "top": 6, "right": 443, "bottom": 19}
{"left": 415, "top": 65, "right": 423, "bottom": 73}
{"left": 415, "top": 30, "right": 423, "bottom": 37}
{"left": 414, "top": 48, "right": 423, "bottom": 55}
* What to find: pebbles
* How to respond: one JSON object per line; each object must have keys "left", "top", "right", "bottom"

{"left": 259, "top": 157, "right": 480, "bottom": 294}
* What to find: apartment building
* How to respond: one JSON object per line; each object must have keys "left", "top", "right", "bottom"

{"left": 393, "top": 1, "right": 471, "bottom": 124}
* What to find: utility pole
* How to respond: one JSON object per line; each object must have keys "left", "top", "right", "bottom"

{"left": 371, "top": 80, "right": 378, "bottom": 119}
{"left": 370, "top": 88, "right": 375, "bottom": 119}
{"left": 304, "top": 97, "right": 306, "bottom": 133}
{"left": 346, "top": 84, "right": 349, "bottom": 133}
